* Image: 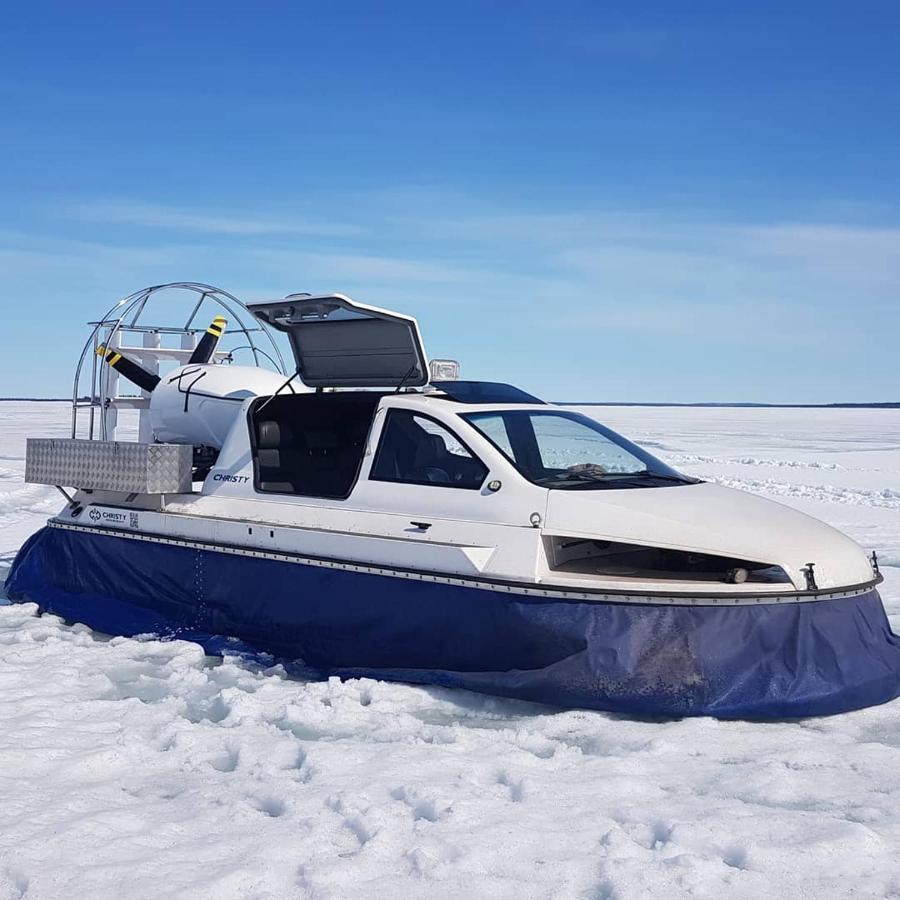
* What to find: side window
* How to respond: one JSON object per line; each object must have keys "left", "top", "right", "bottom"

{"left": 466, "top": 413, "right": 514, "bottom": 459}
{"left": 370, "top": 411, "right": 488, "bottom": 489}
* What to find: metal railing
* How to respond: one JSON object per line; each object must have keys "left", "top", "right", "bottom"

{"left": 72, "top": 282, "right": 287, "bottom": 441}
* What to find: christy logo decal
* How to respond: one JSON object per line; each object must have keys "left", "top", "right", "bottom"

{"left": 88, "top": 508, "right": 128, "bottom": 525}
{"left": 213, "top": 473, "right": 250, "bottom": 483}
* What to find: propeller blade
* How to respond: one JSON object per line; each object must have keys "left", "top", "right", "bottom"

{"left": 96, "top": 345, "right": 161, "bottom": 393}
{"left": 189, "top": 315, "right": 227, "bottom": 365}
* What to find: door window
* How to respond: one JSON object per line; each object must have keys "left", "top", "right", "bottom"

{"left": 370, "top": 410, "right": 487, "bottom": 489}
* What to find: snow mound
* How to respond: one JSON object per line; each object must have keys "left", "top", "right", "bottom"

{"left": 711, "top": 476, "right": 900, "bottom": 509}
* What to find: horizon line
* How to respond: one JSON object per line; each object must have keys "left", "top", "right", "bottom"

{"left": 2, "top": 397, "right": 898, "bottom": 410}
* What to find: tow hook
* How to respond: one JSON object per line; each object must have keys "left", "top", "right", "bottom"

{"left": 801, "top": 562, "right": 819, "bottom": 592}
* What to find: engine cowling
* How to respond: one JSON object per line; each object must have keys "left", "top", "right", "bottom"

{"left": 149, "top": 364, "right": 297, "bottom": 448}
{"left": 97, "top": 318, "right": 303, "bottom": 450}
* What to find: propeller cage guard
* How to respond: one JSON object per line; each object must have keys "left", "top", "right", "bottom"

{"left": 72, "top": 283, "right": 287, "bottom": 443}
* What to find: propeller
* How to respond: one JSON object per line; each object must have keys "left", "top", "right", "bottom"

{"left": 96, "top": 345, "right": 161, "bottom": 393}
{"left": 95, "top": 316, "right": 227, "bottom": 392}
{"left": 189, "top": 315, "right": 227, "bottom": 365}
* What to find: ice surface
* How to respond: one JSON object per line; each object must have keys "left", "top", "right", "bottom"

{"left": 0, "top": 401, "right": 898, "bottom": 899}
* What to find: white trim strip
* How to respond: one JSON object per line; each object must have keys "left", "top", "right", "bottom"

{"left": 48, "top": 520, "right": 878, "bottom": 608}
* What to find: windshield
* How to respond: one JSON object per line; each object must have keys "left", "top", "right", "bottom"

{"left": 462, "top": 410, "right": 697, "bottom": 490}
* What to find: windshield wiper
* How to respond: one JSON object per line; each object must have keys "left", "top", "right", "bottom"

{"left": 605, "top": 470, "right": 700, "bottom": 484}
{"left": 535, "top": 469, "right": 699, "bottom": 488}
{"left": 534, "top": 471, "right": 602, "bottom": 486}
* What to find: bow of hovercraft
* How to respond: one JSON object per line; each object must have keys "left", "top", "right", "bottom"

{"left": 526, "top": 480, "right": 897, "bottom": 718}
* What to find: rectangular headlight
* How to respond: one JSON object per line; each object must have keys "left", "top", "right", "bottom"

{"left": 428, "top": 359, "right": 460, "bottom": 381}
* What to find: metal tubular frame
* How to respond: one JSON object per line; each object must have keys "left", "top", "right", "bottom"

{"left": 72, "top": 282, "right": 288, "bottom": 441}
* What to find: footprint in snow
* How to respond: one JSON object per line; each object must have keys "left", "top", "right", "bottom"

{"left": 289, "top": 747, "right": 315, "bottom": 783}
{"left": 722, "top": 845, "right": 749, "bottom": 870}
{"left": 250, "top": 794, "right": 287, "bottom": 818}
{"left": 390, "top": 785, "right": 448, "bottom": 822}
{"left": 649, "top": 821, "right": 674, "bottom": 849}
{"left": 209, "top": 745, "right": 240, "bottom": 773}
{"left": 326, "top": 793, "right": 377, "bottom": 846}
{"left": 495, "top": 769, "right": 526, "bottom": 802}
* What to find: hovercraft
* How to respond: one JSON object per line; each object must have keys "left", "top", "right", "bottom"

{"left": 7, "top": 283, "right": 900, "bottom": 718}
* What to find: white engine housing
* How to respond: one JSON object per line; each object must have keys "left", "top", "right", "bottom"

{"left": 149, "top": 364, "right": 298, "bottom": 449}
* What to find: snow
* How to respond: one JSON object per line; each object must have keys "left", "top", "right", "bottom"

{"left": 1, "top": 400, "right": 899, "bottom": 899}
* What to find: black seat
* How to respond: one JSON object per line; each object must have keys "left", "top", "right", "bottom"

{"left": 410, "top": 433, "right": 452, "bottom": 483}
{"left": 257, "top": 420, "right": 296, "bottom": 492}
{"left": 252, "top": 392, "right": 382, "bottom": 499}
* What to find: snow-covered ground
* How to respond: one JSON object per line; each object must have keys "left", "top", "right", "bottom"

{"left": 1, "top": 401, "right": 898, "bottom": 900}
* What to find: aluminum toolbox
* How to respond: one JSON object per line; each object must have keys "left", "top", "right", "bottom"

{"left": 25, "top": 438, "right": 193, "bottom": 493}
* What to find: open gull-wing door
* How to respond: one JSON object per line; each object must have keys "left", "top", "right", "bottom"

{"left": 247, "top": 294, "right": 428, "bottom": 388}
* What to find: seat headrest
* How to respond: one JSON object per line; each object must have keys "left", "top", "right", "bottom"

{"left": 258, "top": 420, "right": 291, "bottom": 448}
{"left": 414, "top": 433, "right": 447, "bottom": 467}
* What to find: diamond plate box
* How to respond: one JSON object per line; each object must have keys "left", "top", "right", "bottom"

{"left": 25, "top": 439, "right": 193, "bottom": 493}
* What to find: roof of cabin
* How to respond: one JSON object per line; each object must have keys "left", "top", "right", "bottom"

{"left": 428, "top": 381, "right": 544, "bottom": 405}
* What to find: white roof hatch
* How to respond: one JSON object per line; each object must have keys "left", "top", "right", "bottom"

{"left": 247, "top": 294, "right": 428, "bottom": 388}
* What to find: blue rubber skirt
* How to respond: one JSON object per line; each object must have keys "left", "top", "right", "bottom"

{"left": 7, "top": 525, "right": 900, "bottom": 718}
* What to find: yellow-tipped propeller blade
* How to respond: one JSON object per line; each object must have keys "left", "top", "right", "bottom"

{"left": 188, "top": 315, "right": 228, "bottom": 365}
{"left": 96, "top": 344, "right": 161, "bottom": 393}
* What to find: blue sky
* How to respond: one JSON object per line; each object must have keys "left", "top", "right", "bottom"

{"left": 1, "top": 1, "right": 898, "bottom": 401}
